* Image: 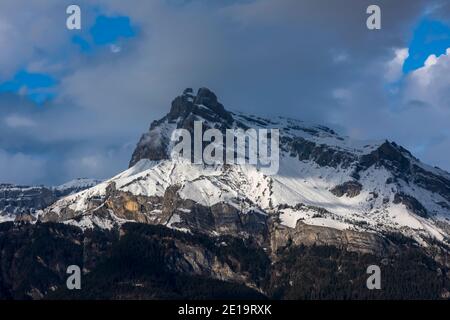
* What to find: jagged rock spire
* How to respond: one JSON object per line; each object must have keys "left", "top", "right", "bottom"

{"left": 129, "top": 88, "right": 234, "bottom": 167}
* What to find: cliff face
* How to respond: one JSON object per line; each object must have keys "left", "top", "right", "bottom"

{"left": 0, "top": 184, "right": 56, "bottom": 221}
{"left": 0, "top": 222, "right": 448, "bottom": 300}
{"left": 0, "top": 179, "right": 100, "bottom": 223}
{"left": 129, "top": 88, "right": 234, "bottom": 167}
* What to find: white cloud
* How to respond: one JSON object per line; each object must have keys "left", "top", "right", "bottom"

{"left": 81, "top": 155, "right": 100, "bottom": 169}
{"left": 424, "top": 54, "right": 439, "bottom": 67}
{"left": 332, "top": 88, "right": 352, "bottom": 102}
{"left": 385, "top": 48, "right": 409, "bottom": 82}
{"left": 110, "top": 44, "right": 122, "bottom": 53}
{"left": 333, "top": 52, "right": 348, "bottom": 64}
{"left": 63, "top": 145, "right": 134, "bottom": 181}
{"left": 5, "top": 114, "right": 36, "bottom": 128}
{"left": 404, "top": 48, "right": 450, "bottom": 111}
{"left": 0, "top": 1, "right": 70, "bottom": 77}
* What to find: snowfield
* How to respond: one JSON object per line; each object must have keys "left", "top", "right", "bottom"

{"left": 45, "top": 153, "right": 449, "bottom": 244}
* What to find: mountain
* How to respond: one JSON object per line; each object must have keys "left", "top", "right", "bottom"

{"left": 2, "top": 87, "right": 449, "bottom": 299}
{"left": 0, "top": 179, "right": 101, "bottom": 223}
{"left": 0, "top": 184, "right": 56, "bottom": 223}
{"left": 42, "top": 88, "right": 450, "bottom": 248}
{"left": 54, "top": 178, "right": 103, "bottom": 197}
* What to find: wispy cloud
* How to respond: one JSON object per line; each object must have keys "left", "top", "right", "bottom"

{"left": 4, "top": 115, "right": 36, "bottom": 128}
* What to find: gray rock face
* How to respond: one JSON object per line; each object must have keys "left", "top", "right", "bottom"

{"left": 129, "top": 87, "right": 234, "bottom": 167}
{"left": 412, "top": 164, "right": 450, "bottom": 204}
{"left": 0, "top": 180, "right": 100, "bottom": 221}
{"left": 393, "top": 193, "right": 428, "bottom": 218}
{"left": 41, "top": 177, "right": 398, "bottom": 257}
{"left": 359, "top": 141, "right": 412, "bottom": 173}
{"left": 0, "top": 184, "right": 56, "bottom": 217}
{"left": 270, "top": 221, "right": 392, "bottom": 256}
{"left": 331, "top": 181, "right": 363, "bottom": 198}
{"left": 286, "top": 136, "right": 356, "bottom": 169}
{"left": 193, "top": 88, "right": 233, "bottom": 123}
{"left": 356, "top": 140, "right": 450, "bottom": 205}
{"left": 43, "top": 181, "right": 269, "bottom": 244}
{"left": 128, "top": 117, "right": 172, "bottom": 167}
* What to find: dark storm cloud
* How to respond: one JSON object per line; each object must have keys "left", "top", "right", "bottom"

{"left": 1, "top": 0, "right": 450, "bottom": 184}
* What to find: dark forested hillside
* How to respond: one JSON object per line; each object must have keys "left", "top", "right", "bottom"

{"left": 0, "top": 222, "right": 448, "bottom": 300}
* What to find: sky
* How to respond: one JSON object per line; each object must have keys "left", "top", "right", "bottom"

{"left": 0, "top": 0, "right": 450, "bottom": 185}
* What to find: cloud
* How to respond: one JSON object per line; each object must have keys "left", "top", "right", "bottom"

{"left": 332, "top": 88, "right": 353, "bottom": 103}
{"left": 1, "top": 0, "right": 450, "bottom": 185}
{"left": 0, "top": 1, "right": 70, "bottom": 77}
{"left": 325, "top": 44, "right": 450, "bottom": 171}
{"left": 404, "top": 48, "right": 450, "bottom": 110}
{"left": 4, "top": 115, "right": 36, "bottom": 128}
{"left": 403, "top": 18, "right": 450, "bottom": 73}
{"left": 385, "top": 48, "right": 409, "bottom": 82}
{"left": 110, "top": 44, "right": 122, "bottom": 53}
{"left": 0, "top": 149, "right": 47, "bottom": 185}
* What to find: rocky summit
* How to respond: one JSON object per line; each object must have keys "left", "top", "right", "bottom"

{"left": 43, "top": 88, "right": 450, "bottom": 247}
{"left": 1, "top": 88, "right": 450, "bottom": 299}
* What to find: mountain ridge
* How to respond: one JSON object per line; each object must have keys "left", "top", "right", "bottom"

{"left": 0, "top": 178, "right": 101, "bottom": 223}
{"left": 38, "top": 87, "right": 450, "bottom": 252}
{"left": 1, "top": 87, "right": 449, "bottom": 300}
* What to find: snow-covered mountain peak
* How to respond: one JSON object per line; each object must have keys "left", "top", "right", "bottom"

{"left": 54, "top": 178, "right": 102, "bottom": 194}
{"left": 42, "top": 88, "right": 450, "bottom": 248}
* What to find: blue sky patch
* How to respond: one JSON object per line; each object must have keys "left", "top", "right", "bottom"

{"left": 72, "top": 34, "right": 92, "bottom": 53}
{"left": 0, "top": 70, "right": 56, "bottom": 90}
{"left": 403, "top": 18, "right": 450, "bottom": 73}
{"left": 71, "top": 14, "right": 137, "bottom": 54}
{"left": 0, "top": 70, "right": 57, "bottom": 104}
{"left": 90, "top": 15, "right": 137, "bottom": 45}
